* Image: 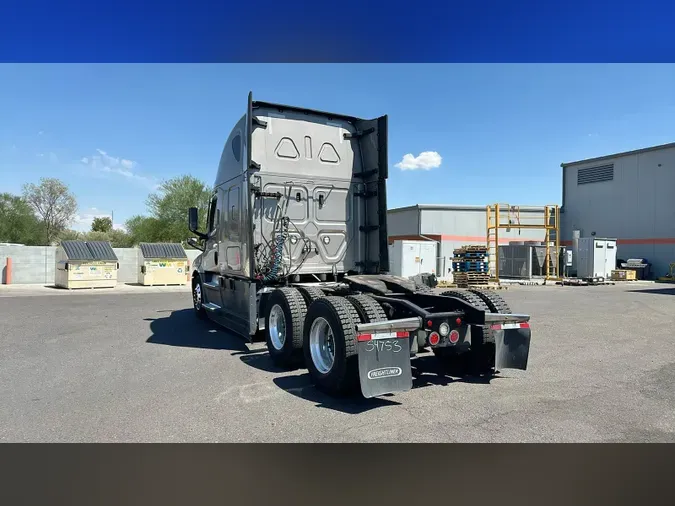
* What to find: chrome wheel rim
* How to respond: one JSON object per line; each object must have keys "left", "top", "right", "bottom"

{"left": 309, "top": 317, "right": 335, "bottom": 374}
{"left": 193, "top": 283, "right": 202, "bottom": 310}
{"left": 269, "top": 304, "right": 286, "bottom": 351}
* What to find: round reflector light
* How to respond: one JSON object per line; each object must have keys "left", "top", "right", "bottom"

{"left": 449, "top": 330, "right": 460, "bottom": 344}
{"left": 429, "top": 332, "right": 440, "bottom": 346}
{"left": 438, "top": 322, "right": 450, "bottom": 337}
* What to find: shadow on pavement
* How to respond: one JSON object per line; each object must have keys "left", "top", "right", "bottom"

{"left": 626, "top": 287, "right": 675, "bottom": 296}
{"left": 411, "top": 355, "right": 496, "bottom": 389}
{"left": 238, "top": 352, "right": 299, "bottom": 374}
{"left": 146, "top": 309, "right": 496, "bottom": 413}
{"left": 145, "top": 309, "right": 249, "bottom": 352}
{"left": 272, "top": 374, "right": 401, "bottom": 414}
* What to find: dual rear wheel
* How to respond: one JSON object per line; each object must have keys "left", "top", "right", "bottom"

{"left": 264, "top": 288, "right": 386, "bottom": 396}
{"left": 264, "top": 286, "right": 511, "bottom": 394}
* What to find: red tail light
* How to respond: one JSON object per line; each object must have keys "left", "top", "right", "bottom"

{"left": 449, "top": 330, "right": 460, "bottom": 344}
{"left": 428, "top": 332, "right": 440, "bottom": 346}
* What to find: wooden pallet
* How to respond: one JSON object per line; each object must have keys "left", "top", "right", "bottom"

{"left": 454, "top": 271, "right": 491, "bottom": 289}
{"left": 453, "top": 252, "right": 487, "bottom": 259}
{"left": 454, "top": 246, "right": 488, "bottom": 255}
{"left": 453, "top": 273, "right": 490, "bottom": 281}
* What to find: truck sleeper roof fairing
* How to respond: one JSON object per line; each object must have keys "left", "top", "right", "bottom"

{"left": 247, "top": 91, "right": 389, "bottom": 179}
{"left": 251, "top": 98, "right": 362, "bottom": 124}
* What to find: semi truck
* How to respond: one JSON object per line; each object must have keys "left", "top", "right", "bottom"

{"left": 187, "top": 92, "right": 532, "bottom": 398}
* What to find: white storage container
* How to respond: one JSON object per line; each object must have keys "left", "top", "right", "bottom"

{"left": 577, "top": 237, "right": 617, "bottom": 279}
{"left": 388, "top": 240, "right": 437, "bottom": 278}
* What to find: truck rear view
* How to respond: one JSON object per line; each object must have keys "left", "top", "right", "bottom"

{"left": 188, "top": 93, "right": 532, "bottom": 399}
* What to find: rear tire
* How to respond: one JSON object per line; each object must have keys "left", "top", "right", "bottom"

{"left": 345, "top": 294, "right": 387, "bottom": 323}
{"left": 297, "top": 286, "right": 326, "bottom": 307}
{"left": 303, "top": 296, "right": 361, "bottom": 396}
{"left": 436, "top": 289, "right": 495, "bottom": 375}
{"left": 467, "top": 288, "right": 511, "bottom": 314}
{"left": 265, "top": 287, "right": 307, "bottom": 369}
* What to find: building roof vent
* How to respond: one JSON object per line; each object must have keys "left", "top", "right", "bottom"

{"left": 577, "top": 164, "right": 614, "bottom": 185}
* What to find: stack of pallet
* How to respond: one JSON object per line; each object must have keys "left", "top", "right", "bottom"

{"left": 452, "top": 245, "right": 490, "bottom": 287}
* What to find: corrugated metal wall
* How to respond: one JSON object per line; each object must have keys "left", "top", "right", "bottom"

{"left": 386, "top": 207, "right": 420, "bottom": 238}
{"left": 561, "top": 145, "right": 675, "bottom": 277}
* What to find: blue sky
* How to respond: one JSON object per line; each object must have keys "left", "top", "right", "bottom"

{"left": 1, "top": 64, "right": 674, "bottom": 231}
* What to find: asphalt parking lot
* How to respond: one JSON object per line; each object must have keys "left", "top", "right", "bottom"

{"left": 1, "top": 282, "right": 674, "bottom": 442}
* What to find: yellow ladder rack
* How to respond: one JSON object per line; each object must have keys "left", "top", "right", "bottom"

{"left": 486, "top": 203, "right": 561, "bottom": 285}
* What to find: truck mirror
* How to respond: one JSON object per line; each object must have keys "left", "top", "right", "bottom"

{"left": 188, "top": 207, "right": 200, "bottom": 233}
{"left": 187, "top": 237, "right": 204, "bottom": 251}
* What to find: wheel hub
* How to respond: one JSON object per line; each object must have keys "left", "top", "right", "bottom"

{"left": 309, "top": 317, "right": 335, "bottom": 374}
{"left": 269, "top": 304, "right": 287, "bottom": 351}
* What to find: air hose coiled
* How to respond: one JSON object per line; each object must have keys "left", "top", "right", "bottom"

{"left": 263, "top": 221, "right": 289, "bottom": 282}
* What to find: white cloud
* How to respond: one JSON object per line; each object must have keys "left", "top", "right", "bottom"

{"left": 80, "top": 149, "right": 157, "bottom": 189}
{"left": 72, "top": 207, "right": 126, "bottom": 232}
{"left": 38, "top": 131, "right": 44, "bottom": 136}
{"left": 395, "top": 151, "right": 442, "bottom": 171}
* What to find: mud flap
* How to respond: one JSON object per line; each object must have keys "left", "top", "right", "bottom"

{"left": 357, "top": 333, "right": 413, "bottom": 399}
{"left": 494, "top": 327, "right": 531, "bottom": 371}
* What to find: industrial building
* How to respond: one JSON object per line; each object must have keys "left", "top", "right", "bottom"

{"left": 561, "top": 141, "right": 675, "bottom": 278}
{"left": 387, "top": 204, "right": 548, "bottom": 279}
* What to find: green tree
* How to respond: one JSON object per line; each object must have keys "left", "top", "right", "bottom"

{"left": 121, "top": 175, "right": 211, "bottom": 245}
{"left": 91, "top": 216, "right": 113, "bottom": 233}
{"left": 0, "top": 193, "right": 46, "bottom": 245}
{"left": 108, "top": 228, "right": 134, "bottom": 248}
{"left": 83, "top": 231, "right": 110, "bottom": 242}
{"left": 125, "top": 215, "right": 170, "bottom": 244}
{"left": 22, "top": 178, "right": 77, "bottom": 244}
{"left": 57, "top": 229, "right": 83, "bottom": 243}
{"left": 146, "top": 175, "right": 211, "bottom": 242}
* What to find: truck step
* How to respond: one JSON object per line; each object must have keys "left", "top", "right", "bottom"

{"left": 202, "top": 302, "right": 222, "bottom": 311}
